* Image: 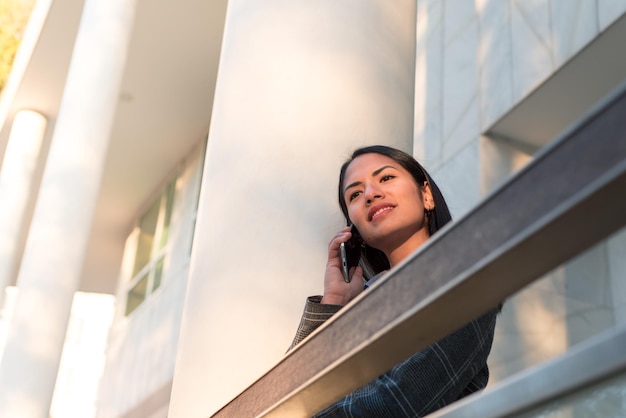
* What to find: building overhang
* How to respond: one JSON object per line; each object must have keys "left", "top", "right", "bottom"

{"left": 0, "top": 0, "right": 228, "bottom": 293}
{"left": 487, "top": 11, "right": 626, "bottom": 149}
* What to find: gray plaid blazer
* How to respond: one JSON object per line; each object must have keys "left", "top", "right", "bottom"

{"left": 289, "top": 295, "right": 499, "bottom": 417}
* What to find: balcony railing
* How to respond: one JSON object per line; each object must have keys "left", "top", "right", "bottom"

{"left": 429, "top": 323, "right": 626, "bottom": 417}
{"left": 211, "top": 80, "right": 626, "bottom": 417}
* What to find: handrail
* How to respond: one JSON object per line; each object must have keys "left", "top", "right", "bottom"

{"left": 211, "top": 82, "right": 626, "bottom": 418}
{"left": 428, "top": 324, "right": 626, "bottom": 418}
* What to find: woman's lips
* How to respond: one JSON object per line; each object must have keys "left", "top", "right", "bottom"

{"left": 368, "top": 205, "right": 394, "bottom": 221}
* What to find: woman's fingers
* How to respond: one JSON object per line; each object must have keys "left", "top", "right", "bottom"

{"left": 328, "top": 227, "right": 352, "bottom": 259}
{"left": 321, "top": 227, "right": 363, "bottom": 305}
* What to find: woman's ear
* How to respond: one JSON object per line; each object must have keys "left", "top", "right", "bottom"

{"left": 422, "top": 182, "right": 435, "bottom": 210}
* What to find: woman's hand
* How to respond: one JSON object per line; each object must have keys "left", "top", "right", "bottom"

{"left": 321, "top": 227, "right": 364, "bottom": 305}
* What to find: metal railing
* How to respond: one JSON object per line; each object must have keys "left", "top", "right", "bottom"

{"left": 429, "top": 323, "right": 626, "bottom": 418}
{"left": 211, "top": 81, "right": 626, "bottom": 417}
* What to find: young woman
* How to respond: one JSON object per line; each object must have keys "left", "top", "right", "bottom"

{"left": 290, "top": 145, "right": 499, "bottom": 417}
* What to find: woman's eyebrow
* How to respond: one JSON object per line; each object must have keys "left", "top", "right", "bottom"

{"left": 344, "top": 165, "right": 398, "bottom": 193}
{"left": 372, "top": 165, "right": 396, "bottom": 176}
{"left": 344, "top": 181, "right": 361, "bottom": 193}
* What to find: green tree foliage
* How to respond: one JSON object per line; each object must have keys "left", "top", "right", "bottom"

{"left": 0, "top": 0, "right": 35, "bottom": 93}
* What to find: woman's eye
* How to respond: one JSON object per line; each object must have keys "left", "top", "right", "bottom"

{"left": 381, "top": 174, "right": 395, "bottom": 182}
{"left": 349, "top": 191, "right": 361, "bottom": 201}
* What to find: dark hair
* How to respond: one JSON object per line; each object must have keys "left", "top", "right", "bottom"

{"left": 338, "top": 145, "right": 452, "bottom": 276}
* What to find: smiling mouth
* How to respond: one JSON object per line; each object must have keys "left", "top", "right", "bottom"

{"left": 370, "top": 206, "right": 394, "bottom": 221}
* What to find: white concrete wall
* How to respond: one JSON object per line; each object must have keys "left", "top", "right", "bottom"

{"left": 415, "top": 0, "right": 625, "bottom": 218}
{"left": 49, "top": 292, "right": 115, "bottom": 418}
{"left": 98, "top": 1, "right": 626, "bottom": 416}
{"left": 608, "top": 228, "right": 626, "bottom": 325}
{"left": 169, "top": 0, "right": 417, "bottom": 416}
{"left": 414, "top": 0, "right": 626, "bottom": 385}
{"left": 96, "top": 143, "right": 205, "bottom": 418}
{"left": 0, "top": 287, "right": 114, "bottom": 418}
{"left": 0, "top": 0, "right": 138, "bottom": 415}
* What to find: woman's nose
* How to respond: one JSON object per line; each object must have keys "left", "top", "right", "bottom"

{"left": 364, "top": 184, "right": 383, "bottom": 204}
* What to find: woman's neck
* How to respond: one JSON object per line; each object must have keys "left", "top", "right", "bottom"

{"left": 385, "top": 229, "right": 430, "bottom": 268}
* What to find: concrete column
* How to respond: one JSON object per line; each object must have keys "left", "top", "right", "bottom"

{"left": 0, "top": 0, "right": 137, "bottom": 415}
{"left": 0, "top": 110, "right": 47, "bottom": 305}
{"left": 169, "top": 1, "right": 417, "bottom": 416}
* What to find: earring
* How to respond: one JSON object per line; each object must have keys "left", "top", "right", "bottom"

{"left": 424, "top": 208, "right": 433, "bottom": 226}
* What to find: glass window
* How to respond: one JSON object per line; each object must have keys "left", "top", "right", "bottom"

{"left": 152, "top": 256, "right": 165, "bottom": 292}
{"left": 133, "top": 197, "right": 161, "bottom": 278}
{"left": 160, "top": 179, "right": 176, "bottom": 249}
{"left": 125, "top": 177, "right": 177, "bottom": 316}
{"left": 125, "top": 272, "right": 148, "bottom": 316}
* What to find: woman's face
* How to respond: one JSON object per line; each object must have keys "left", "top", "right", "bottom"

{"left": 342, "top": 153, "right": 434, "bottom": 258}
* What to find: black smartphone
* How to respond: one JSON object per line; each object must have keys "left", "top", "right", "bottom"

{"left": 340, "top": 225, "right": 361, "bottom": 283}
